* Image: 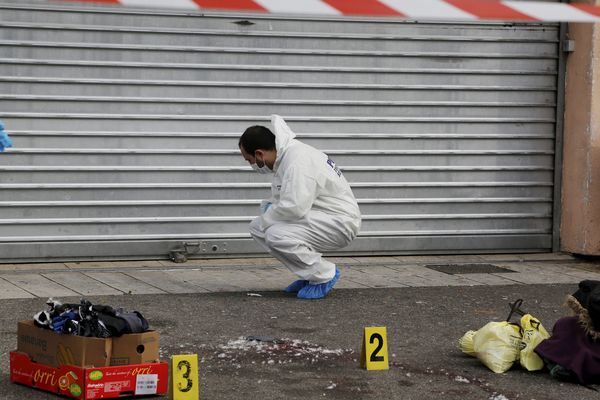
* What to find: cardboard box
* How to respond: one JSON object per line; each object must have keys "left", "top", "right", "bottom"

{"left": 17, "top": 321, "right": 112, "bottom": 368}
{"left": 17, "top": 320, "right": 160, "bottom": 368}
{"left": 10, "top": 351, "right": 168, "bottom": 399}
{"left": 111, "top": 331, "right": 160, "bottom": 366}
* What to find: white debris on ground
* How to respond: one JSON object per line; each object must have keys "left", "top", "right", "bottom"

{"left": 246, "top": 293, "right": 263, "bottom": 297}
{"left": 326, "top": 383, "right": 337, "bottom": 390}
{"left": 454, "top": 376, "right": 470, "bottom": 383}
{"left": 210, "top": 337, "right": 354, "bottom": 365}
{"left": 489, "top": 393, "right": 509, "bottom": 400}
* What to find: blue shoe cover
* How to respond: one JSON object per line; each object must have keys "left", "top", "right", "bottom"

{"left": 297, "top": 268, "right": 341, "bottom": 299}
{"left": 0, "top": 130, "right": 12, "bottom": 152}
{"left": 284, "top": 279, "right": 308, "bottom": 293}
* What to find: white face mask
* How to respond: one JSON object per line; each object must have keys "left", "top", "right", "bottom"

{"left": 251, "top": 154, "right": 273, "bottom": 174}
{"left": 251, "top": 163, "right": 272, "bottom": 174}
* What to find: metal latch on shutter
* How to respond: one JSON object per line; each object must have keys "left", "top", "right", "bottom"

{"left": 563, "top": 39, "right": 575, "bottom": 53}
{"left": 169, "top": 241, "right": 228, "bottom": 263}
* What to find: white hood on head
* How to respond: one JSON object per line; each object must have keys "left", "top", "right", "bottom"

{"left": 271, "top": 114, "right": 296, "bottom": 153}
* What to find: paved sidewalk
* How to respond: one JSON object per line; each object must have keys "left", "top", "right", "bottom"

{"left": 0, "top": 252, "right": 598, "bottom": 299}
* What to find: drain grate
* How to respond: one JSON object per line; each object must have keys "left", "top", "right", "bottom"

{"left": 424, "top": 263, "right": 515, "bottom": 275}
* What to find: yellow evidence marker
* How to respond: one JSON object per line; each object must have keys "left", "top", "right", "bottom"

{"left": 170, "top": 354, "right": 199, "bottom": 400}
{"left": 360, "top": 327, "right": 389, "bottom": 370}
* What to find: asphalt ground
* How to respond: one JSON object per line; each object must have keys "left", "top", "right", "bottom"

{"left": 0, "top": 281, "right": 598, "bottom": 400}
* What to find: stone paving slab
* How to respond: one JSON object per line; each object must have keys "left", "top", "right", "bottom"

{"left": 158, "top": 259, "right": 240, "bottom": 268}
{"left": 517, "top": 253, "right": 578, "bottom": 261}
{"left": 486, "top": 264, "right": 581, "bottom": 284}
{"left": 246, "top": 267, "right": 294, "bottom": 289}
{"left": 84, "top": 272, "right": 168, "bottom": 295}
{"left": 173, "top": 269, "right": 253, "bottom": 292}
{"left": 0, "top": 263, "right": 69, "bottom": 271}
{"left": 42, "top": 272, "right": 124, "bottom": 296}
{"left": 455, "top": 273, "right": 525, "bottom": 286}
{"left": 478, "top": 253, "right": 576, "bottom": 262}
{"left": 383, "top": 272, "right": 446, "bottom": 287}
{"left": 489, "top": 263, "right": 560, "bottom": 274}
{"left": 385, "top": 264, "right": 484, "bottom": 287}
{"left": 504, "top": 263, "right": 600, "bottom": 282}
{"left": 66, "top": 260, "right": 164, "bottom": 270}
{"left": 412, "top": 270, "right": 484, "bottom": 287}
{"left": 568, "top": 262, "right": 600, "bottom": 273}
{"left": 126, "top": 270, "right": 211, "bottom": 294}
{"left": 332, "top": 271, "right": 371, "bottom": 289}
{"left": 1, "top": 273, "right": 79, "bottom": 298}
{"left": 349, "top": 256, "right": 403, "bottom": 264}
{"left": 496, "top": 272, "right": 581, "bottom": 285}
{"left": 560, "top": 268, "right": 600, "bottom": 280}
{"left": 326, "top": 257, "right": 361, "bottom": 265}
{"left": 158, "top": 257, "right": 286, "bottom": 269}
{"left": 419, "top": 255, "right": 491, "bottom": 263}
{"left": 339, "top": 266, "right": 409, "bottom": 288}
{"left": 0, "top": 277, "right": 35, "bottom": 299}
{"left": 392, "top": 255, "right": 465, "bottom": 264}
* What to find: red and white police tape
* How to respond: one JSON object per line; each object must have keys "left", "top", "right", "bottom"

{"left": 54, "top": 0, "right": 600, "bottom": 22}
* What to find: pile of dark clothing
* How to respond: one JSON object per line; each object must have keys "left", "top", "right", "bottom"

{"left": 535, "top": 280, "right": 600, "bottom": 385}
{"left": 33, "top": 298, "right": 149, "bottom": 338}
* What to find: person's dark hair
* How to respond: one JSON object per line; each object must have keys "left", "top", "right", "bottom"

{"left": 239, "top": 125, "right": 276, "bottom": 154}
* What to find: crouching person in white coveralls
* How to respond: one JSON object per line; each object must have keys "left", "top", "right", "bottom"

{"left": 239, "top": 115, "right": 361, "bottom": 299}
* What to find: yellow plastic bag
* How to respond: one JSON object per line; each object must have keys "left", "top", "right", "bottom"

{"left": 471, "top": 321, "right": 522, "bottom": 373}
{"left": 458, "top": 330, "right": 477, "bottom": 357}
{"left": 519, "top": 314, "right": 550, "bottom": 371}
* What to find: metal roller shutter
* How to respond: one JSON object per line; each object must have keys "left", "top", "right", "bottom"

{"left": 0, "top": 0, "right": 561, "bottom": 261}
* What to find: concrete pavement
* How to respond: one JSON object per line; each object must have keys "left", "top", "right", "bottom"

{"left": 0, "top": 253, "right": 596, "bottom": 299}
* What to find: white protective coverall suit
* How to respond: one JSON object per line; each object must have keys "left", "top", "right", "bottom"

{"left": 249, "top": 115, "right": 361, "bottom": 284}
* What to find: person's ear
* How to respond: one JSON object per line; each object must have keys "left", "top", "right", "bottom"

{"left": 254, "top": 149, "right": 264, "bottom": 159}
